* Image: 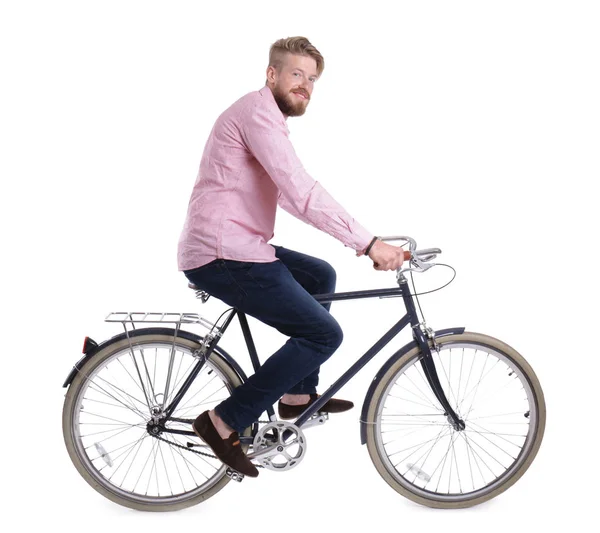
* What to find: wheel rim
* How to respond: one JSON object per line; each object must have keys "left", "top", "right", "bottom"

{"left": 374, "top": 341, "right": 539, "bottom": 503}
{"left": 69, "top": 341, "right": 234, "bottom": 504}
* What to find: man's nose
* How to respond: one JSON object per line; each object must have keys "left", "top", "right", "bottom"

{"left": 298, "top": 81, "right": 310, "bottom": 95}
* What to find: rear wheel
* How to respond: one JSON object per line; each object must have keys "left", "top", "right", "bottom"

{"left": 62, "top": 330, "right": 248, "bottom": 511}
{"left": 365, "top": 332, "right": 545, "bottom": 508}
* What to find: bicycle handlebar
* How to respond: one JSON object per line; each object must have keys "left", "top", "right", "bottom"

{"left": 379, "top": 235, "right": 417, "bottom": 251}
{"left": 371, "top": 235, "right": 441, "bottom": 272}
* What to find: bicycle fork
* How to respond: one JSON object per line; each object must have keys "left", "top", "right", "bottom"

{"left": 402, "top": 282, "right": 465, "bottom": 432}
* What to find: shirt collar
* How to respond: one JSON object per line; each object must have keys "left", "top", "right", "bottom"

{"left": 259, "top": 85, "right": 290, "bottom": 130}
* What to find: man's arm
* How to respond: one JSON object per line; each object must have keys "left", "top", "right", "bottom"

{"left": 240, "top": 103, "right": 374, "bottom": 253}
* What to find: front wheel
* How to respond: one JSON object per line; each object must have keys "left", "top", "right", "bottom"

{"left": 62, "top": 329, "right": 249, "bottom": 511}
{"left": 365, "top": 331, "right": 545, "bottom": 508}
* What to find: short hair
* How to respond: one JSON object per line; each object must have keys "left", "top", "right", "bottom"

{"left": 266, "top": 36, "right": 324, "bottom": 83}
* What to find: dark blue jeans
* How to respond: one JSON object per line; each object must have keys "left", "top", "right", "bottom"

{"left": 182, "top": 245, "right": 343, "bottom": 433}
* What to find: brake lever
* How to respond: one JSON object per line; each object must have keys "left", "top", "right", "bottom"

{"left": 396, "top": 250, "right": 440, "bottom": 277}
{"left": 399, "top": 261, "right": 437, "bottom": 275}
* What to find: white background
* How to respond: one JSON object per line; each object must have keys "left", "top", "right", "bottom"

{"left": 1, "top": 0, "right": 598, "bottom": 529}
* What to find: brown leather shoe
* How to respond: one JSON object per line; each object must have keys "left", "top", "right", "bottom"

{"left": 278, "top": 393, "right": 354, "bottom": 420}
{"left": 192, "top": 411, "right": 259, "bottom": 478}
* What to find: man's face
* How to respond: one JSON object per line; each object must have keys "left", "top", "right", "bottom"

{"left": 267, "top": 54, "right": 318, "bottom": 118}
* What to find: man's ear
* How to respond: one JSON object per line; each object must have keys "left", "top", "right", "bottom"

{"left": 266, "top": 65, "right": 277, "bottom": 84}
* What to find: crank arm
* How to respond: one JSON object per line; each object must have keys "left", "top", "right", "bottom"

{"left": 246, "top": 443, "right": 280, "bottom": 461}
{"left": 299, "top": 413, "right": 328, "bottom": 429}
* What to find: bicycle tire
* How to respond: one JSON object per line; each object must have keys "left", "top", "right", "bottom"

{"left": 365, "top": 331, "right": 546, "bottom": 509}
{"left": 62, "top": 329, "right": 249, "bottom": 512}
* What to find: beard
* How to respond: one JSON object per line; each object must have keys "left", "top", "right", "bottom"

{"left": 272, "top": 84, "right": 309, "bottom": 117}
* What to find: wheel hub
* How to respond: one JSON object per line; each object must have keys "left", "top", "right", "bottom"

{"left": 444, "top": 412, "right": 466, "bottom": 431}
{"left": 146, "top": 420, "right": 165, "bottom": 436}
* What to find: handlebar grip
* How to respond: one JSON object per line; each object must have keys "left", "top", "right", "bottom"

{"left": 373, "top": 250, "right": 412, "bottom": 269}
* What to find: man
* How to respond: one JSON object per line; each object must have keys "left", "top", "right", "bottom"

{"left": 177, "top": 37, "right": 405, "bottom": 477}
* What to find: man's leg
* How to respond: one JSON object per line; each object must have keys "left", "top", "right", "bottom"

{"left": 270, "top": 245, "right": 336, "bottom": 397}
{"left": 184, "top": 256, "right": 343, "bottom": 434}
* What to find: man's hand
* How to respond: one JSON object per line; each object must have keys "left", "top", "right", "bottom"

{"left": 356, "top": 239, "right": 405, "bottom": 271}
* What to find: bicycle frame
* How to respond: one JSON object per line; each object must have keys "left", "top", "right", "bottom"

{"left": 161, "top": 277, "right": 466, "bottom": 442}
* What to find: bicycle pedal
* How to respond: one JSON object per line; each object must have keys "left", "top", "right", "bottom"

{"left": 302, "top": 413, "right": 328, "bottom": 429}
{"left": 226, "top": 468, "right": 244, "bottom": 482}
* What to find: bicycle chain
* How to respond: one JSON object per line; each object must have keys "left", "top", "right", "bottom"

{"left": 148, "top": 418, "right": 274, "bottom": 468}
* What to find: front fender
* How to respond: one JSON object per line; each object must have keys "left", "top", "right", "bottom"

{"left": 62, "top": 327, "right": 248, "bottom": 388}
{"left": 359, "top": 327, "right": 465, "bottom": 444}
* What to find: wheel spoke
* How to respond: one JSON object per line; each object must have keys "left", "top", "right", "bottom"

{"left": 456, "top": 348, "right": 465, "bottom": 413}
{"left": 386, "top": 430, "right": 451, "bottom": 457}
{"left": 458, "top": 431, "right": 497, "bottom": 480}
{"left": 81, "top": 421, "right": 146, "bottom": 443}
{"left": 392, "top": 371, "right": 444, "bottom": 414}
{"left": 107, "top": 433, "right": 149, "bottom": 482}
{"left": 117, "top": 432, "right": 150, "bottom": 488}
{"left": 114, "top": 357, "right": 150, "bottom": 404}
{"left": 80, "top": 423, "right": 145, "bottom": 439}
{"left": 162, "top": 433, "right": 219, "bottom": 477}
{"left": 166, "top": 351, "right": 187, "bottom": 407}
{"left": 93, "top": 375, "right": 149, "bottom": 416}
{"left": 168, "top": 357, "right": 200, "bottom": 406}
{"left": 144, "top": 440, "right": 160, "bottom": 496}
{"left": 386, "top": 394, "right": 445, "bottom": 411}
{"left": 80, "top": 410, "right": 142, "bottom": 427}
{"left": 458, "top": 350, "right": 478, "bottom": 413}
{"left": 96, "top": 433, "right": 147, "bottom": 473}
{"left": 176, "top": 383, "right": 228, "bottom": 418}
{"left": 466, "top": 419, "right": 528, "bottom": 449}
{"left": 81, "top": 396, "right": 141, "bottom": 412}
{"left": 394, "top": 426, "right": 451, "bottom": 469}
{"left": 165, "top": 435, "right": 194, "bottom": 490}
{"left": 86, "top": 379, "right": 147, "bottom": 419}
{"left": 450, "top": 432, "right": 462, "bottom": 493}
{"left": 463, "top": 422, "right": 519, "bottom": 462}
{"left": 172, "top": 373, "right": 219, "bottom": 416}
{"left": 433, "top": 433, "right": 458, "bottom": 493}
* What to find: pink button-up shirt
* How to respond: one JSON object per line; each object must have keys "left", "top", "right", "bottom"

{"left": 177, "top": 85, "right": 374, "bottom": 271}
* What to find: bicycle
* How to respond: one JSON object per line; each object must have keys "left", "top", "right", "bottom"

{"left": 61, "top": 236, "right": 545, "bottom": 511}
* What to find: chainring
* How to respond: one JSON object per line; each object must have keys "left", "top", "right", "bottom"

{"left": 251, "top": 420, "right": 307, "bottom": 472}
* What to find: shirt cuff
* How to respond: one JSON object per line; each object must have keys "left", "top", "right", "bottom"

{"left": 345, "top": 224, "right": 374, "bottom": 253}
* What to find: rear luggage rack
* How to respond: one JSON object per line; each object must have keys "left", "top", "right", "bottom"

{"left": 105, "top": 312, "right": 220, "bottom": 335}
